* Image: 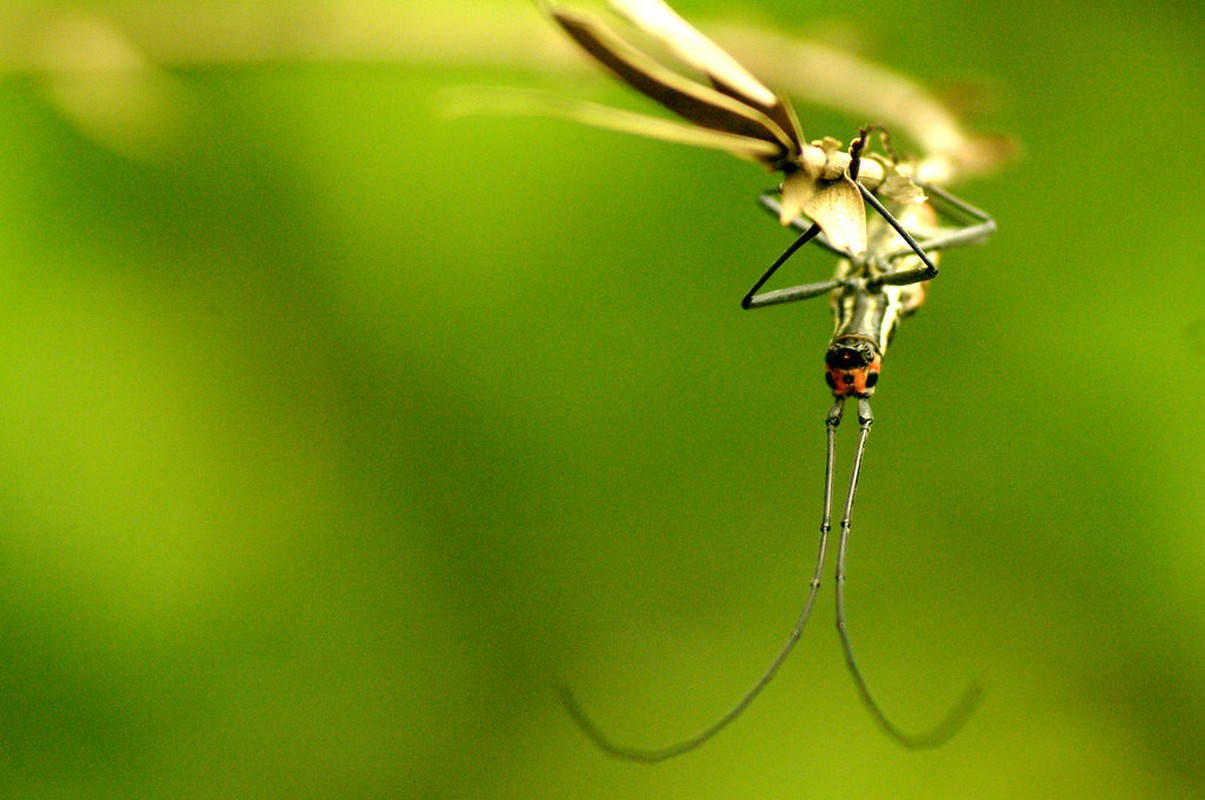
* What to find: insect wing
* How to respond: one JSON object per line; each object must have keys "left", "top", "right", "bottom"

{"left": 445, "top": 88, "right": 782, "bottom": 163}
{"left": 550, "top": 8, "right": 796, "bottom": 158}
{"left": 606, "top": 0, "right": 802, "bottom": 147}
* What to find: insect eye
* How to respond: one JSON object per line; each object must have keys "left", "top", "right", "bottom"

{"left": 865, "top": 371, "right": 879, "bottom": 388}
{"left": 825, "top": 372, "right": 837, "bottom": 389}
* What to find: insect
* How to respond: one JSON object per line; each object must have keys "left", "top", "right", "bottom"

{"left": 537, "top": 1, "right": 998, "bottom": 760}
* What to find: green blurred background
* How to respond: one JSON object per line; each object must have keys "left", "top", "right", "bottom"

{"left": 0, "top": 1, "right": 1201, "bottom": 797}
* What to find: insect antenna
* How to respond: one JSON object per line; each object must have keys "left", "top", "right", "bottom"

{"left": 558, "top": 398, "right": 847, "bottom": 763}
{"left": 833, "top": 397, "right": 984, "bottom": 748}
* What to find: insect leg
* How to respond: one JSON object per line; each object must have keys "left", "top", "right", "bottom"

{"left": 848, "top": 123, "right": 939, "bottom": 276}
{"left": 558, "top": 399, "right": 849, "bottom": 762}
{"left": 834, "top": 397, "right": 984, "bottom": 748}
{"left": 857, "top": 183, "right": 940, "bottom": 289}
{"left": 911, "top": 183, "right": 996, "bottom": 253}
{"left": 741, "top": 220, "right": 846, "bottom": 309}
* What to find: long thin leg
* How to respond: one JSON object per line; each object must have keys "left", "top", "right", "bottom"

{"left": 833, "top": 397, "right": 983, "bottom": 748}
{"left": 849, "top": 126, "right": 992, "bottom": 282}
{"left": 897, "top": 223, "right": 993, "bottom": 257}
{"left": 857, "top": 183, "right": 940, "bottom": 290}
{"left": 559, "top": 399, "right": 849, "bottom": 762}
{"left": 923, "top": 183, "right": 995, "bottom": 227}
{"left": 875, "top": 183, "right": 995, "bottom": 261}
{"left": 741, "top": 221, "right": 846, "bottom": 309}
{"left": 850, "top": 124, "right": 994, "bottom": 266}
{"left": 755, "top": 181, "right": 992, "bottom": 298}
{"left": 904, "top": 183, "right": 996, "bottom": 254}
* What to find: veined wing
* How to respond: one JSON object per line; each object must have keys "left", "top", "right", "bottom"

{"left": 547, "top": 2, "right": 870, "bottom": 254}
{"left": 550, "top": 7, "right": 797, "bottom": 157}
{"left": 444, "top": 87, "right": 781, "bottom": 163}
{"left": 606, "top": 0, "right": 799, "bottom": 147}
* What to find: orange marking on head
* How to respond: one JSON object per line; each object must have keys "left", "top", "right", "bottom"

{"left": 825, "top": 354, "right": 882, "bottom": 398}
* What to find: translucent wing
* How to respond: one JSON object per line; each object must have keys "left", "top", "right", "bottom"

{"left": 443, "top": 87, "right": 782, "bottom": 162}
{"left": 609, "top": 0, "right": 778, "bottom": 107}
{"left": 607, "top": 0, "right": 802, "bottom": 147}
{"left": 551, "top": 8, "right": 796, "bottom": 155}
{"left": 545, "top": 2, "right": 874, "bottom": 253}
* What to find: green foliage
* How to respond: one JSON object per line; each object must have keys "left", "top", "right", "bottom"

{"left": 0, "top": 1, "right": 1201, "bottom": 798}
